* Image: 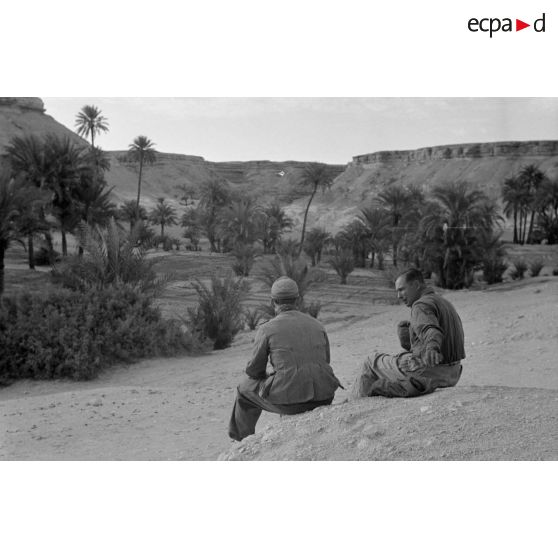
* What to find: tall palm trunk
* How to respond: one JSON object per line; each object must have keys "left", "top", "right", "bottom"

{"left": 527, "top": 209, "right": 537, "bottom": 244}
{"left": 61, "top": 228, "right": 68, "bottom": 256}
{"left": 299, "top": 186, "right": 317, "bottom": 256}
{"left": 135, "top": 154, "right": 144, "bottom": 222}
{"left": 0, "top": 242, "right": 6, "bottom": 296}
{"left": 28, "top": 234, "right": 35, "bottom": 269}
{"left": 512, "top": 208, "right": 518, "bottom": 244}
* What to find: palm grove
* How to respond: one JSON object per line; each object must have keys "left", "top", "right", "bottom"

{"left": 1, "top": 104, "right": 558, "bottom": 381}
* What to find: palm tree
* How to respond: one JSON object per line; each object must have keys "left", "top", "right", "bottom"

{"left": 303, "top": 227, "right": 331, "bottom": 266}
{"left": 198, "top": 180, "right": 232, "bottom": 252}
{"left": 518, "top": 164, "right": 546, "bottom": 243}
{"left": 46, "top": 135, "right": 90, "bottom": 256}
{"left": 357, "top": 206, "right": 391, "bottom": 268}
{"left": 75, "top": 105, "right": 109, "bottom": 149}
{"left": 328, "top": 249, "right": 355, "bottom": 285}
{"left": 220, "top": 198, "right": 262, "bottom": 245}
{"left": 502, "top": 175, "right": 524, "bottom": 244}
{"left": 128, "top": 135, "right": 157, "bottom": 221}
{"left": 118, "top": 200, "right": 148, "bottom": 231}
{"left": 4, "top": 134, "right": 55, "bottom": 264}
{"left": 376, "top": 184, "right": 411, "bottom": 267}
{"left": 261, "top": 203, "right": 293, "bottom": 253}
{"left": 421, "top": 182, "right": 501, "bottom": 289}
{"left": 298, "top": 163, "right": 334, "bottom": 254}
{"left": 148, "top": 197, "right": 178, "bottom": 237}
{"left": 0, "top": 171, "right": 39, "bottom": 295}
{"left": 180, "top": 207, "right": 202, "bottom": 250}
{"left": 336, "top": 220, "right": 370, "bottom": 267}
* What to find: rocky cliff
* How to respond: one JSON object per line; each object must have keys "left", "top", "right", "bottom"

{"left": 295, "top": 140, "right": 558, "bottom": 233}
{"left": 0, "top": 97, "right": 86, "bottom": 149}
{"left": 1, "top": 98, "right": 557, "bottom": 227}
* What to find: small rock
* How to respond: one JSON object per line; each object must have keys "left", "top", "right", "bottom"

{"left": 357, "top": 439, "right": 369, "bottom": 450}
{"left": 420, "top": 405, "right": 432, "bottom": 413}
{"left": 87, "top": 398, "right": 103, "bottom": 407}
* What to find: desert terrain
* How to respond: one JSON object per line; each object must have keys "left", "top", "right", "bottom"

{"left": 1, "top": 246, "right": 557, "bottom": 461}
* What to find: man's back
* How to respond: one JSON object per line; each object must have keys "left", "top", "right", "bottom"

{"left": 257, "top": 309, "right": 340, "bottom": 404}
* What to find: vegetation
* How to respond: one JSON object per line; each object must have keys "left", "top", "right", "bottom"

{"left": 0, "top": 286, "right": 192, "bottom": 385}
{"left": 75, "top": 105, "right": 109, "bottom": 149}
{"left": 128, "top": 135, "right": 157, "bottom": 221}
{"left": 529, "top": 258, "right": 544, "bottom": 277}
{"left": 297, "top": 163, "right": 334, "bottom": 254}
{"left": 260, "top": 203, "right": 293, "bottom": 254}
{"left": 0, "top": 172, "right": 39, "bottom": 295}
{"left": 510, "top": 258, "right": 528, "bottom": 280}
{"left": 148, "top": 197, "right": 178, "bottom": 237}
{"left": 197, "top": 180, "right": 232, "bottom": 252}
{"left": 303, "top": 227, "right": 331, "bottom": 266}
{"left": 502, "top": 165, "right": 558, "bottom": 245}
{"left": 260, "top": 251, "right": 325, "bottom": 305}
{"left": 328, "top": 249, "right": 355, "bottom": 284}
{"left": 187, "top": 273, "right": 248, "bottom": 350}
{"left": 231, "top": 242, "right": 258, "bottom": 277}
{"left": 418, "top": 182, "right": 502, "bottom": 289}
{"left": 53, "top": 218, "right": 170, "bottom": 295}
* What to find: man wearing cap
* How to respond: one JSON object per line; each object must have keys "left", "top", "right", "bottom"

{"left": 228, "top": 276, "right": 342, "bottom": 441}
{"left": 353, "top": 268, "right": 465, "bottom": 398}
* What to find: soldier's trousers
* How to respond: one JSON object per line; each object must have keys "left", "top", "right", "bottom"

{"left": 229, "top": 377, "right": 334, "bottom": 441}
{"left": 352, "top": 352, "right": 462, "bottom": 398}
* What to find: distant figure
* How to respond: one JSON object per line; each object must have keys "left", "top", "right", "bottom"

{"left": 228, "top": 276, "right": 342, "bottom": 441}
{"left": 353, "top": 268, "right": 465, "bottom": 398}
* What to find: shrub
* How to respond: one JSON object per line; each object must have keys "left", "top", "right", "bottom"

{"left": 231, "top": 243, "right": 258, "bottom": 277}
{"left": 0, "top": 287, "right": 192, "bottom": 385}
{"left": 482, "top": 257, "right": 508, "bottom": 284}
{"left": 52, "top": 218, "right": 171, "bottom": 295}
{"left": 553, "top": 267, "right": 558, "bottom": 276}
{"left": 510, "top": 258, "right": 528, "bottom": 280}
{"left": 34, "top": 246, "right": 61, "bottom": 266}
{"left": 328, "top": 250, "right": 355, "bottom": 284}
{"left": 187, "top": 273, "right": 249, "bottom": 350}
{"left": 244, "top": 307, "right": 263, "bottom": 330}
{"left": 529, "top": 258, "right": 544, "bottom": 277}
{"left": 260, "top": 252, "right": 325, "bottom": 303}
{"left": 480, "top": 234, "right": 508, "bottom": 285}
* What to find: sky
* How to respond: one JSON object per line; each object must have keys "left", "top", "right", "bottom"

{"left": 43, "top": 97, "right": 558, "bottom": 165}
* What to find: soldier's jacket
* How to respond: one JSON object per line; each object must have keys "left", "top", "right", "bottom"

{"left": 245, "top": 308, "right": 342, "bottom": 405}
{"left": 409, "top": 287, "right": 466, "bottom": 364}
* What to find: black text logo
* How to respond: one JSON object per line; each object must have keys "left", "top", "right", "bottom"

{"left": 468, "top": 13, "right": 546, "bottom": 37}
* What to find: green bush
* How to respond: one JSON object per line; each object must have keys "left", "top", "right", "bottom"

{"left": 529, "top": 258, "right": 544, "bottom": 277}
{"left": 188, "top": 273, "right": 249, "bottom": 350}
{"left": 0, "top": 287, "right": 193, "bottom": 385}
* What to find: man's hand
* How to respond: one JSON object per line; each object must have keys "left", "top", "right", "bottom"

{"left": 424, "top": 348, "right": 443, "bottom": 367}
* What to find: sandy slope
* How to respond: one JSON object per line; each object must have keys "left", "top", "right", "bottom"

{"left": 1, "top": 278, "right": 557, "bottom": 461}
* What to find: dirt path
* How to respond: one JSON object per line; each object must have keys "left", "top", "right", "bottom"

{"left": 1, "top": 278, "right": 557, "bottom": 460}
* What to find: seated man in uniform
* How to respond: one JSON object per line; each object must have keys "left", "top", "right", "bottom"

{"left": 353, "top": 268, "right": 465, "bottom": 398}
{"left": 229, "top": 276, "right": 342, "bottom": 441}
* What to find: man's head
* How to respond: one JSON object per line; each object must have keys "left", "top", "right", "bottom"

{"left": 270, "top": 276, "right": 299, "bottom": 307}
{"left": 395, "top": 268, "right": 425, "bottom": 307}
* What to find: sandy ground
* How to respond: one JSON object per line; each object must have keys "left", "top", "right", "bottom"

{"left": 1, "top": 277, "right": 557, "bottom": 460}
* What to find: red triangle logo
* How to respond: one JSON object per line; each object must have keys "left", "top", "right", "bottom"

{"left": 516, "top": 19, "right": 530, "bottom": 31}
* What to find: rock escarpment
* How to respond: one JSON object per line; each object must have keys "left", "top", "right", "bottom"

{"left": 352, "top": 141, "right": 558, "bottom": 164}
